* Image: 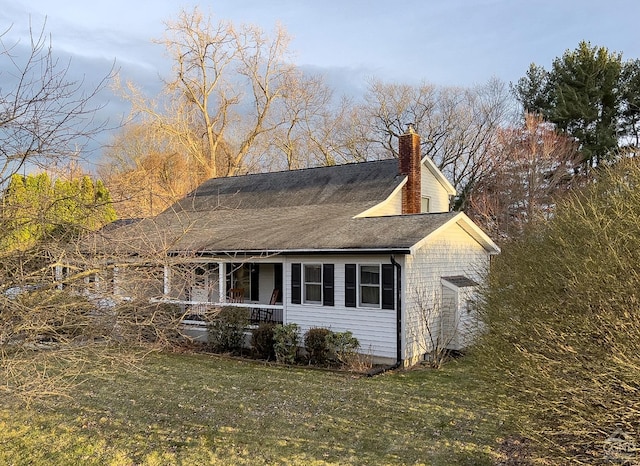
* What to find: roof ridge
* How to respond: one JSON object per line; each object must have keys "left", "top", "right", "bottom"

{"left": 214, "top": 158, "right": 397, "bottom": 181}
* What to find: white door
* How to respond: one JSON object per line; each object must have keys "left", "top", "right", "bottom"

{"left": 191, "top": 265, "right": 210, "bottom": 302}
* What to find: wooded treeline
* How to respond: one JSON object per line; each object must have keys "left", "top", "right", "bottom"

{"left": 96, "top": 9, "right": 640, "bottom": 244}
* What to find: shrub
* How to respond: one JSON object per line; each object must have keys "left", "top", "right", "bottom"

{"left": 304, "top": 327, "right": 333, "bottom": 365}
{"left": 251, "top": 322, "right": 276, "bottom": 360}
{"left": 273, "top": 323, "right": 299, "bottom": 364}
{"left": 207, "top": 306, "right": 248, "bottom": 353}
{"left": 475, "top": 159, "right": 640, "bottom": 462}
{"left": 326, "top": 330, "right": 360, "bottom": 367}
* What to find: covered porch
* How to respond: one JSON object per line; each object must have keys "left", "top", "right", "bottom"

{"left": 159, "top": 260, "right": 284, "bottom": 326}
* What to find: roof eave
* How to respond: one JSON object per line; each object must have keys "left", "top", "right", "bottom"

{"left": 409, "top": 211, "right": 501, "bottom": 254}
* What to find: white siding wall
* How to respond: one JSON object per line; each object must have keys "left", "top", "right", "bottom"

{"left": 455, "top": 286, "right": 480, "bottom": 350}
{"left": 360, "top": 190, "right": 403, "bottom": 217}
{"left": 440, "top": 285, "right": 457, "bottom": 347}
{"left": 283, "top": 254, "right": 398, "bottom": 360}
{"left": 403, "top": 221, "right": 490, "bottom": 363}
{"left": 420, "top": 165, "right": 451, "bottom": 213}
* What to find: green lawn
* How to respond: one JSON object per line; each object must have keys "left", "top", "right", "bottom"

{"left": 0, "top": 350, "right": 514, "bottom": 465}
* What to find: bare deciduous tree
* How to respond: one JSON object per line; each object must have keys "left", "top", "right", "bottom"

{"left": 100, "top": 123, "right": 197, "bottom": 217}
{"left": 357, "top": 78, "right": 515, "bottom": 209}
{"left": 115, "top": 7, "right": 300, "bottom": 181}
{"left": 0, "top": 20, "right": 112, "bottom": 185}
{"left": 467, "top": 112, "right": 581, "bottom": 239}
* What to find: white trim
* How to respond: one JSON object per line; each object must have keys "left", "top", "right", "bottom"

{"left": 354, "top": 178, "right": 407, "bottom": 218}
{"left": 421, "top": 156, "right": 456, "bottom": 196}
{"left": 218, "top": 261, "right": 225, "bottom": 302}
{"left": 163, "top": 265, "right": 170, "bottom": 295}
{"left": 409, "top": 212, "right": 500, "bottom": 255}
{"left": 358, "top": 263, "right": 382, "bottom": 309}
{"left": 421, "top": 195, "right": 431, "bottom": 213}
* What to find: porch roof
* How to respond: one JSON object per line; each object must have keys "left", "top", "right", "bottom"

{"left": 91, "top": 205, "right": 460, "bottom": 255}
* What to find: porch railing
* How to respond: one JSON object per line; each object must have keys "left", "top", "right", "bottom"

{"left": 150, "top": 298, "right": 283, "bottom": 326}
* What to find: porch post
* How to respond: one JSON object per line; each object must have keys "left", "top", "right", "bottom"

{"left": 218, "top": 262, "right": 225, "bottom": 304}
{"left": 54, "top": 265, "right": 63, "bottom": 290}
{"left": 113, "top": 266, "right": 120, "bottom": 296}
{"left": 163, "top": 264, "right": 170, "bottom": 296}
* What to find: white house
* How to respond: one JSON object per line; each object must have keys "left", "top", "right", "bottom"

{"left": 90, "top": 128, "right": 499, "bottom": 366}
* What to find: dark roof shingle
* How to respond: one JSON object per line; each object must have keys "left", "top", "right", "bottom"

{"left": 92, "top": 160, "right": 460, "bottom": 255}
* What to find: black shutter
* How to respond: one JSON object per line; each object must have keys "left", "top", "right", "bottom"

{"left": 323, "top": 264, "right": 334, "bottom": 306}
{"left": 250, "top": 263, "right": 260, "bottom": 301}
{"left": 274, "top": 263, "right": 283, "bottom": 303}
{"left": 345, "top": 264, "right": 356, "bottom": 308}
{"left": 382, "top": 264, "right": 395, "bottom": 309}
{"left": 291, "top": 263, "right": 301, "bottom": 304}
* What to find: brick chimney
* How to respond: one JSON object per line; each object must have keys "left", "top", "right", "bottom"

{"left": 399, "top": 124, "right": 421, "bottom": 214}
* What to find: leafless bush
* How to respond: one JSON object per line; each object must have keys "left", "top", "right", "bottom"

{"left": 411, "top": 289, "right": 460, "bottom": 369}
{"left": 475, "top": 159, "right": 640, "bottom": 463}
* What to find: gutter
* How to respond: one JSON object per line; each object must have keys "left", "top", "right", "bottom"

{"left": 169, "top": 248, "right": 412, "bottom": 257}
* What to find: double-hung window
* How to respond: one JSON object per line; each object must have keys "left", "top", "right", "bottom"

{"left": 304, "top": 264, "right": 322, "bottom": 304}
{"left": 359, "top": 265, "right": 381, "bottom": 308}
{"left": 345, "top": 263, "right": 395, "bottom": 310}
{"left": 291, "top": 263, "right": 334, "bottom": 306}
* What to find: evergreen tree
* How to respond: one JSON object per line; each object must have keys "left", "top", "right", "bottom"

{"left": 513, "top": 41, "right": 630, "bottom": 168}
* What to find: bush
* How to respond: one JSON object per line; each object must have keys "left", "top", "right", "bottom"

{"left": 326, "top": 331, "right": 360, "bottom": 367}
{"left": 207, "top": 306, "right": 248, "bottom": 353}
{"left": 304, "top": 327, "right": 332, "bottom": 365}
{"left": 251, "top": 322, "right": 276, "bottom": 360}
{"left": 475, "top": 159, "right": 640, "bottom": 462}
{"left": 273, "top": 323, "right": 299, "bottom": 364}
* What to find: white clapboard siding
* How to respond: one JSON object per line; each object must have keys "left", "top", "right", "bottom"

{"left": 403, "top": 220, "right": 490, "bottom": 362}
{"left": 284, "top": 255, "right": 398, "bottom": 360}
{"left": 420, "top": 164, "right": 452, "bottom": 213}
{"left": 358, "top": 189, "right": 403, "bottom": 217}
{"left": 356, "top": 158, "right": 453, "bottom": 218}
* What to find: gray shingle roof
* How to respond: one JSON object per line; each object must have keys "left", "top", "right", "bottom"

{"left": 91, "top": 160, "right": 460, "bottom": 255}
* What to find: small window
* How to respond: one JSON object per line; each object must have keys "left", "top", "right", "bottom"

{"left": 421, "top": 195, "right": 430, "bottom": 213}
{"left": 359, "top": 265, "right": 381, "bottom": 308}
{"left": 304, "top": 264, "right": 322, "bottom": 304}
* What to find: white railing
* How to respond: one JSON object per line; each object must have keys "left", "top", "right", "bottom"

{"left": 150, "top": 298, "right": 284, "bottom": 325}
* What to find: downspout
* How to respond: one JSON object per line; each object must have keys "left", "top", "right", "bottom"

{"left": 390, "top": 255, "right": 403, "bottom": 368}
{"left": 367, "top": 255, "right": 403, "bottom": 377}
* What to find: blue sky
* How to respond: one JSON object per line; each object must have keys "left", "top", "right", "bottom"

{"left": 6, "top": 0, "right": 639, "bottom": 87}
{"left": 3, "top": 0, "right": 639, "bottom": 163}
